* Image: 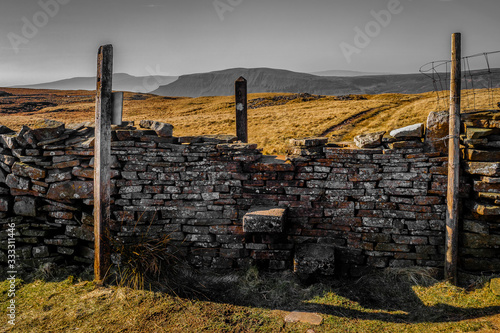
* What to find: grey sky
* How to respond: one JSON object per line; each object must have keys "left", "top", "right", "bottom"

{"left": 1, "top": 0, "right": 499, "bottom": 86}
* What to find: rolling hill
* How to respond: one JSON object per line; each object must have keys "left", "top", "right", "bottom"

{"left": 13, "top": 73, "right": 178, "bottom": 93}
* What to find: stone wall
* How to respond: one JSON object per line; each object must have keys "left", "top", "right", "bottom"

{"left": 1, "top": 112, "right": 499, "bottom": 278}
{"left": 460, "top": 111, "right": 500, "bottom": 272}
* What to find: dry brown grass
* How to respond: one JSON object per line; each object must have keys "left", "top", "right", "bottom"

{"left": 2, "top": 268, "right": 500, "bottom": 332}
{"left": 1, "top": 87, "right": 499, "bottom": 154}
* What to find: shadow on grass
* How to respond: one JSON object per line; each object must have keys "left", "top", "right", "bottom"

{"left": 8, "top": 262, "right": 500, "bottom": 326}
{"left": 179, "top": 266, "right": 500, "bottom": 325}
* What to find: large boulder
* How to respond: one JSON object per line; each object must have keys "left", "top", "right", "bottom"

{"left": 425, "top": 111, "right": 449, "bottom": 154}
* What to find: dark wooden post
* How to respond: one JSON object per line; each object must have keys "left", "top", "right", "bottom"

{"left": 235, "top": 77, "right": 248, "bottom": 143}
{"left": 445, "top": 33, "right": 461, "bottom": 285}
{"left": 94, "top": 44, "right": 113, "bottom": 283}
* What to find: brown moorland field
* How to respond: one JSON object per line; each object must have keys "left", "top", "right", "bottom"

{"left": 1, "top": 87, "right": 499, "bottom": 154}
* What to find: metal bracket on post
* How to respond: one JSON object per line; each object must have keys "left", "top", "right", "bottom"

{"left": 112, "top": 92, "right": 123, "bottom": 126}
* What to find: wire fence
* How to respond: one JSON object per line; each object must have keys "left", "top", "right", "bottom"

{"left": 419, "top": 50, "right": 500, "bottom": 113}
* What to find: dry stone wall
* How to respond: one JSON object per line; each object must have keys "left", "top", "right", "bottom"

{"left": 1, "top": 111, "right": 499, "bottom": 278}
{"left": 460, "top": 111, "right": 500, "bottom": 272}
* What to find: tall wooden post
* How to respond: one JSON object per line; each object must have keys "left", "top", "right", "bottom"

{"left": 235, "top": 77, "right": 248, "bottom": 143}
{"left": 445, "top": 33, "right": 461, "bottom": 284}
{"left": 94, "top": 44, "right": 113, "bottom": 283}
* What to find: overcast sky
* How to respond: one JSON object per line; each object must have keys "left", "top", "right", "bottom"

{"left": 1, "top": 0, "right": 500, "bottom": 86}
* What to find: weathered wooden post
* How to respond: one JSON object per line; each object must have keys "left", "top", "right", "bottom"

{"left": 94, "top": 44, "right": 113, "bottom": 282}
{"left": 235, "top": 77, "right": 248, "bottom": 143}
{"left": 445, "top": 33, "right": 461, "bottom": 284}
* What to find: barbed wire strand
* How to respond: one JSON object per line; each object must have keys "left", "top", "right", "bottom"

{"left": 419, "top": 50, "right": 500, "bottom": 113}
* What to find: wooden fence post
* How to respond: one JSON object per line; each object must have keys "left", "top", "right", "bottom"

{"left": 94, "top": 44, "right": 113, "bottom": 283}
{"left": 235, "top": 77, "right": 248, "bottom": 143}
{"left": 445, "top": 33, "right": 461, "bottom": 285}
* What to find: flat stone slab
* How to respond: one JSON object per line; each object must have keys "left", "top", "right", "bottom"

{"left": 464, "top": 162, "right": 500, "bottom": 177}
{"left": 390, "top": 123, "right": 424, "bottom": 139}
{"left": 200, "top": 134, "right": 238, "bottom": 143}
{"left": 284, "top": 311, "right": 323, "bottom": 325}
{"left": 289, "top": 137, "right": 328, "bottom": 147}
{"left": 354, "top": 131, "right": 385, "bottom": 148}
{"left": 30, "top": 119, "right": 65, "bottom": 141}
{"left": 243, "top": 207, "right": 286, "bottom": 233}
{"left": 466, "top": 128, "right": 495, "bottom": 140}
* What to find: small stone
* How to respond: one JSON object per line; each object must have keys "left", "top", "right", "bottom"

{"left": 294, "top": 244, "right": 335, "bottom": 275}
{"left": 19, "top": 126, "right": 37, "bottom": 148}
{"left": 390, "top": 123, "right": 424, "bottom": 139}
{"left": 463, "top": 149, "right": 500, "bottom": 162}
{"left": 178, "top": 136, "right": 203, "bottom": 144}
{"left": 6, "top": 174, "right": 30, "bottom": 190}
{"left": 139, "top": 120, "right": 154, "bottom": 129}
{"left": 354, "top": 131, "right": 385, "bottom": 148}
{"left": 388, "top": 141, "right": 423, "bottom": 149}
{"left": 150, "top": 121, "right": 174, "bottom": 138}
{"left": 0, "top": 125, "right": 14, "bottom": 135}
{"left": 46, "top": 169, "right": 72, "bottom": 183}
{"left": 0, "top": 154, "right": 16, "bottom": 166}
{"left": 66, "top": 225, "right": 94, "bottom": 242}
{"left": 12, "top": 162, "right": 46, "bottom": 180}
{"left": 0, "top": 197, "right": 9, "bottom": 212}
{"left": 0, "top": 134, "right": 19, "bottom": 149}
{"left": 58, "top": 247, "right": 75, "bottom": 255}
{"left": 46, "top": 181, "right": 93, "bottom": 200}
{"left": 13, "top": 196, "right": 37, "bottom": 217}
{"left": 470, "top": 202, "right": 500, "bottom": 216}
{"left": 80, "top": 137, "right": 95, "bottom": 148}
{"left": 478, "top": 192, "right": 500, "bottom": 203}
{"left": 490, "top": 278, "right": 500, "bottom": 296}
{"left": 284, "top": 311, "right": 323, "bottom": 325}
{"left": 32, "top": 246, "right": 50, "bottom": 258}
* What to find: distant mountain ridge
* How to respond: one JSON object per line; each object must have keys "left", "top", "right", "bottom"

{"left": 310, "top": 70, "right": 393, "bottom": 77}
{"left": 152, "top": 67, "right": 500, "bottom": 97}
{"left": 12, "top": 73, "right": 178, "bottom": 93}
{"left": 151, "top": 67, "right": 439, "bottom": 97}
